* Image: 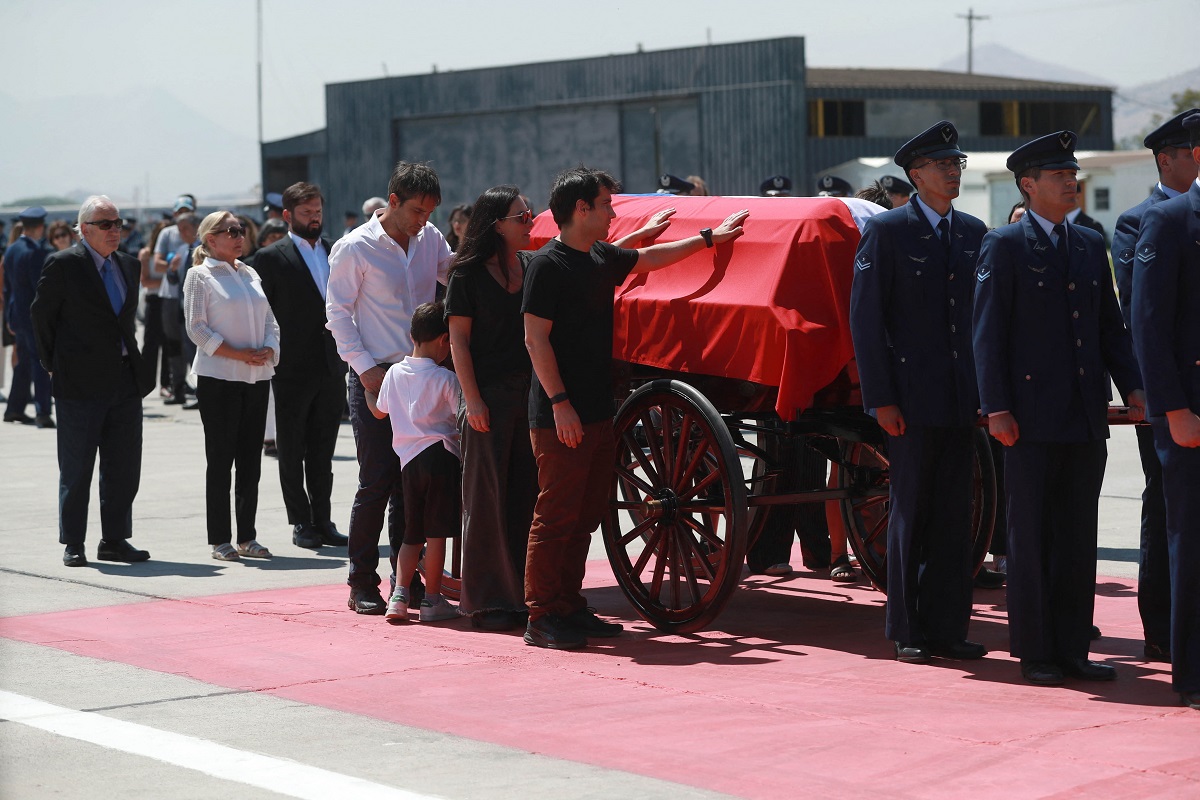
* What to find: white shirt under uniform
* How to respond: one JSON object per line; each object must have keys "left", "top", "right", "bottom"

{"left": 324, "top": 213, "right": 453, "bottom": 376}
{"left": 374, "top": 356, "right": 462, "bottom": 469}
{"left": 183, "top": 257, "right": 281, "bottom": 384}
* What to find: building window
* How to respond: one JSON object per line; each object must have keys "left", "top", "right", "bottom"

{"left": 1093, "top": 187, "right": 1110, "bottom": 212}
{"left": 809, "top": 100, "right": 865, "bottom": 137}
{"left": 979, "top": 101, "right": 1101, "bottom": 137}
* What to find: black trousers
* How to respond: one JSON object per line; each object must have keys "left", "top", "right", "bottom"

{"left": 272, "top": 373, "right": 346, "bottom": 526}
{"left": 1003, "top": 439, "right": 1107, "bottom": 663}
{"left": 142, "top": 294, "right": 170, "bottom": 388}
{"left": 1135, "top": 423, "right": 1170, "bottom": 649}
{"left": 56, "top": 362, "right": 142, "bottom": 545}
{"left": 746, "top": 430, "right": 831, "bottom": 571}
{"left": 346, "top": 368, "right": 404, "bottom": 591}
{"left": 1153, "top": 418, "right": 1200, "bottom": 693}
{"left": 196, "top": 377, "right": 269, "bottom": 546}
{"left": 6, "top": 328, "right": 52, "bottom": 417}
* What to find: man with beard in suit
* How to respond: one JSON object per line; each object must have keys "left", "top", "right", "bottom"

{"left": 255, "top": 182, "right": 350, "bottom": 550}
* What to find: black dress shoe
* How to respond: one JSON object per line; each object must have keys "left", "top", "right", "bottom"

{"left": 1059, "top": 658, "right": 1116, "bottom": 681}
{"left": 1021, "top": 660, "right": 1065, "bottom": 685}
{"left": 347, "top": 588, "right": 386, "bottom": 615}
{"left": 35, "top": 414, "right": 55, "bottom": 429}
{"left": 4, "top": 412, "right": 34, "bottom": 424}
{"left": 472, "top": 610, "right": 519, "bottom": 631}
{"left": 894, "top": 642, "right": 931, "bottom": 663}
{"left": 163, "top": 395, "right": 186, "bottom": 406}
{"left": 929, "top": 639, "right": 988, "bottom": 660}
{"left": 63, "top": 545, "right": 87, "bottom": 567}
{"left": 1144, "top": 643, "right": 1171, "bottom": 662}
{"left": 973, "top": 567, "right": 1006, "bottom": 589}
{"left": 563, "top": 607, "right": 623, "bottom": 638}
{"left": 316, "top": 521, "right": 349, "bottom": 546}
{"left": 97, "top": 539, "right": 150, "bottom": 562}
{"left": 524, "top": 614, "right": 587, "bottom": 650}
{"left": 1090, "top": 625, "right": 1102, "bottom": 640}
{"left": 292, "top": 523, "right": 322, "bottom": 549}
{"left": 1181, "top": 691, "right": 1200, "bottom": 710}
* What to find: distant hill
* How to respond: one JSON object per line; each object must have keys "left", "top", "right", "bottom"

{"left": 1113, "top": 67, "right": 1200, "bottom": 147}
{"left": 937, "top": 43, "right": 1112, "bottom": 88}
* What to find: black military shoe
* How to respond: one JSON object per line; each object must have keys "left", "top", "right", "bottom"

{"left": 1020, "top": 661, "right": 1064, "bottom": 686}
{"left": 316, "top": 521, "right": 349, "bottom": 546}
{"left": 63, "top": 544, "right": 87, "bottom": 568}
{"left": 524, "top": 614, "right": 587, "bottom": 650}
{"left": 563, "top": 607, "right": 623, "bottom": 638}
{"left": 97, "top": 539, "right": 150, "bottom": 562}
{"left": 347, "top": 588, "right": 386, "bottom": 615}
{"left": 292, "top": 523, "right": 322, "bottom": 549}
{"left": 973, "top": 567, "right": 1006, "bottom": 589}
{"left": 1181, "top": 691, "right": 1200, "bottom": 710}
{"left": 929, "top": 640, "right": 988, "bottom": 660}
{"left": 1144, "top": 643, "right": 1171, "bottom": 663}
{"left": 894, "top": 642, "right": 931, "bottom": 663}
{"left": 1059, "top": 658, "right": 1116, "bottom": 682}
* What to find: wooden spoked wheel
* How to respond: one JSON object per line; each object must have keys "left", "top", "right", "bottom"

{"left": 603, "top": 380, "right": 747, "bottom": 633}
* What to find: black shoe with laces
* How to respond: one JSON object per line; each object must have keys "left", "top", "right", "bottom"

{"left": 524, "top": 614, "right": 587, "bottom": 650}
{"left": 563, "top": 607, "right": 623, "bottom": 638}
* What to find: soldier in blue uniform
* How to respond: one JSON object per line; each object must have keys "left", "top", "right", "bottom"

{"left": 1112, "top": 108, "right": 1200, "bottom": 664}
{"left": 973, "top": 131, "right": 1145, "bottom": 686}
{"left": 3, "top": 207, "right": 54, "bottom": 427}
{"left": 1131, "top": 111, "right": 1200, "bottom": 711}
{"left": 850, "top": 120, "right": 988, "bottom": 663}
{"left": 815, "top": 175, "right": 852, "bottom": 197}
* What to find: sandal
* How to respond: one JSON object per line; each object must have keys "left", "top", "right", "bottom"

{"left": 830, "top": 555, "right": 857, "bottom": 582}
{"left": 212, "top": 543, "right": 240, "bottom": 561}
{"left": 236, "top": 540, "right": 272, "bottom": 559}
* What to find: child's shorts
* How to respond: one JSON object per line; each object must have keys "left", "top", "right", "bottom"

{"left": 401, "top": 441, "right": 461, "bottom": 545}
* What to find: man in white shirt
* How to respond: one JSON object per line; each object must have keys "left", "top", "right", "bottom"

{"left": 326, "top": 161, "right": 453, "bottom": 614}
{"left": 256, "top": 182, "right": 350, "bottom": 552}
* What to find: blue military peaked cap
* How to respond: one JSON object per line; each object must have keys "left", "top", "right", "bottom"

{"left": 894, "top": 120, "right": 966, "bottom": 169}
{"left": 657, "top": 174, "right": 695, "bottom": 195}
{"left": 264, "top": 192, "right": 284, "bottom": 212}
{"left": 879, "top": 175, "right": 914, "bottom": 195}
{"left": 18, "top": 206, "right": 47, "bottom": 222}
{"left": 1144, "top": 108, "right": 1200, "bottom": 151}
{"left": 760, "top": 175, "right": 793, "bottom": 196}
{"left": 814, "top": 175, "right": 851, "bottom": 196}
{"left": 1006, "top": 131, "right": 1079, "bottom": 173}
{"left": 1183, "top": 110, "right": 1200, "bottom": 146}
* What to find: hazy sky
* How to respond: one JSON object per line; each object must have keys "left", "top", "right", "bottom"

{"left": 0, "top": 0, "right": 1193, "bottom": 204}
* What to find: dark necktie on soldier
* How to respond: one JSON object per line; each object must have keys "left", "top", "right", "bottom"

{"left": 1053, "top": 223, "right": 1068, "bottom": 262}
{"left": 937, "top": 218, "right": 951, "bottom": 258}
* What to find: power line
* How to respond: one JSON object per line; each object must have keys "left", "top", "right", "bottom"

{"left": 957, "top": 8, "right": 990, "bottom": 74}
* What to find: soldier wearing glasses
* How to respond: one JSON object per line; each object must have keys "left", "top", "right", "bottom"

{"left": 973, "top": 131, "right": 1145, "bottom": 686}
{"left": 850, "top": 120, "right": 988, "bottom": 664}
{"left": 31, "top": 196, "right": 156, "bottom": 567}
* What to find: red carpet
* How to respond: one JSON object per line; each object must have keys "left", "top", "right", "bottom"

{"left": 3, "top": 565, "right": 1197, "bottom": 798}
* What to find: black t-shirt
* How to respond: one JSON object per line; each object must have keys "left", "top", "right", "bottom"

{"left": 521, "top": 238, "right": 639, "bottom": 428}
{"left": 443, "top": 255, "right": 531, "bottom": 389}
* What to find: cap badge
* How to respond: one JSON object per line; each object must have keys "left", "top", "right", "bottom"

{"left": 775, "top": 177, "right": 786, "bottom": 189}
{"left": 1058, "top": 132, "right": 1073, "bottom": 150}
{"left": 941, "top": 126, "right": 954, "bottom": 142}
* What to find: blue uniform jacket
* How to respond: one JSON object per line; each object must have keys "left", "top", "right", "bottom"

{"left": 4, "top": 235, "right": 49, "bottom": 333}
{"left": 1132, "top": 181, "right": 1200, "bottom": 417}
{"left": 972, "top": 215, "right": 1141, "bottom": 442}
{"left": 849, "top": 197, "right": 985, "bottom": 427}
{"left": 1113, "top": 184, "right": 1170, "bottom": 329}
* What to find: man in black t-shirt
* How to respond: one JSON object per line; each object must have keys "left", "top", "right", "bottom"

{"left": 520, "top": 166, "right": 748, "bottom": 649}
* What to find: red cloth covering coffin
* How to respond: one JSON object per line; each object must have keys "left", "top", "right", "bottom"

{"left": 528, "top": 195, "right": 863, "bottom": 421}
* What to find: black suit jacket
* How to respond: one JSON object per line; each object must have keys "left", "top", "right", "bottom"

{"left": 1074, "top": 210, "right": 1107, "bottom": 243}
{"left": 254, "top": 235, "right": 346, "bottom": 382}
{"left": 30, "top": 243, "right": 154, "bottom": 400}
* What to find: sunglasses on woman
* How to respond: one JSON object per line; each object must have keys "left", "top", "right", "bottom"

{"left": 498, "top": 210, "right": 533, "bottom": 224}
{"left": 217, "top": 226, "right": 247, "bottom": 239}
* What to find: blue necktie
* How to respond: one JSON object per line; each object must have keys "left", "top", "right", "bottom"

{"left": 101, "top": 258, "right": 123, "bottom": 314}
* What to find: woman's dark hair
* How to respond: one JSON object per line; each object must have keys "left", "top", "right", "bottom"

{"left": 449, "top": 185, "right": 523, "bottom": 279}
{"left": 445, "top": 203, "right": 472, "bottom": 250}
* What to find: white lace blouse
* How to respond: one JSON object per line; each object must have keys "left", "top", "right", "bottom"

{"left": 183, "top": 257, "right": 280, "bottom": 384}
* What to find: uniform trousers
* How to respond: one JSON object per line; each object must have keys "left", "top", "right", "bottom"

{"left": 196, "top": 377, "right": 269, "bottom": 546}
{"left": 1152, "top": 418, "right": 1200, "bottom": 693}
{"left": 1003, "top": 439, "right": 1107, "bottom": 662}
{"left": 884, "top": 425, "right": 975, "bottom": 645}
{"left": 1134, "top": 423, "right": 1170, "bottom": 650}
{"left": 346, "top": 368, "right": 404, "bottom": 592}
{"left": 142, "top": 294, "right": 170, "bottom": 388}
{"left": 272, "top": 373, "right": 345, "bottom": 526}
{"left": 6, "top": 329, "right": 52, "bottom": 417}
{"left": 458, "top": 375, "right": 538, "bottom": 614}
{"left": 525, "top": 419, "right": 615, "bottom": 622}
{"left": 56, "top": 361, "right": 142, "bottom": 545}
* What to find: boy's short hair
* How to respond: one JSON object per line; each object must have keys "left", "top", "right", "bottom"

{"left": 411, "top": 301, "right": 448, "bottom": 344}
{"left": 548, "top": 166, "right": 621, "bottom": 227}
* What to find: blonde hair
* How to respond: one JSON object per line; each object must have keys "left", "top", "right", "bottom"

{"left": 193, "top": 211, "right": 235, "bottom": 265}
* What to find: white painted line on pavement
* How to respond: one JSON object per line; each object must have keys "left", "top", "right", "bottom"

{"left": 0, "top": 690, "right": 442, "bottom": 800}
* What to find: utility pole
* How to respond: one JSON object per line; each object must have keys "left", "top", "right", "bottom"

{"left": 957, "top": 7, "right": 990, "bottom": 74}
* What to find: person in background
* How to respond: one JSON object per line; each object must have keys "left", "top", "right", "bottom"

{"left": 685, "top": 175, "right": 710, "bottom": 196}
{"left": 159, "top": 212, "right": 199, "bottom": 406}
{"left": 257, "top": 219, "right": 288, "bottom": 250}
{"left": 445, "top": 204, "right": 472, "bottom": 252}
{"left": 138, "top": 220, "right": 171, "bottom": 397}
{"left": 119, "top": 219, "right": 144, "bottom": 257}
{"left": 4, "top": 207, "right": 53, "bottom": 427}
{"left": 237, "top": 216, "right": 261, "bottom": 264}
{"left": 184, "top": 211, "right": 279, "bottom": 562}
{"left": 879, "top": 175, "right": 914, "bottom": 209}
{"left": 361, "top": 196, "right": 387, "bottom": 221}
{"left": 263, "top": 193, "right": 284, "bottom": 222}
{"left": 816, "top": 175, "right": 853, "bottom": 197}
{"left": 342, "top": 211, "right": 358, "bottom": 238}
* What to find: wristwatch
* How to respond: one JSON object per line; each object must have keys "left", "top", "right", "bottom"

{"left": 700, "top": 228, "right": 714, "bottom": 248}
{"left": 549, "top": 392, "right": 570, "bottom": 406}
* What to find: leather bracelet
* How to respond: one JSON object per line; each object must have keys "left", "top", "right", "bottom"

{"left": 700, "top": 228, "right": 714, "bottom": 248}
{"left": 549, "top": 392, "right": 569, "bottom": 406}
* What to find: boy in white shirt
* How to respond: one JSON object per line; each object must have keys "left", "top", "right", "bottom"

{"left": 366, "top": 302, "right": 462, "bottom": 622}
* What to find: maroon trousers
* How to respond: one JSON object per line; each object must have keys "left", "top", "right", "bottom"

{"left": 524, "top": 419, "right": 616, "bottom": 621}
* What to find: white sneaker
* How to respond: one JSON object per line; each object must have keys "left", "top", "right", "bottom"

{"left": 385, "top": 593, "right": 408, "bottom": 623}
{"left": 419, "top": 595, "right": 459, "bottom": 622}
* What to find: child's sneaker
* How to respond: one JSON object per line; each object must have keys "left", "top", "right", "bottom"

{"left": 419, "top": 595, "right": 459, "bottom": 622}
{"left": 385, "top": 593, "right": 408, "bottom": 623}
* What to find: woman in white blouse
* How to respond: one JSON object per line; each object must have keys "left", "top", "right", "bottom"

{"left": 184, "top": 211, "right": 280, "bottom": 562}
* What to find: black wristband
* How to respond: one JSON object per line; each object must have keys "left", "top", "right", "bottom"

{"left": 549, "top": 392, "right": 569, "bottom": 406}
{"left": 700, "top": 228, "right": 714, "bottom": 247}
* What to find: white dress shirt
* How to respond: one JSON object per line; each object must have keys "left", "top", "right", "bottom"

{"left": 373, "top": 356, "right": 462, "bottom": 469}
{"left": 288, "top": 231, "right": 330, "bottom": 300}
{"left": 183, "top": 257, "right": 281, "bottom": 384}
{"left": 912, "top": 193, "right": 954, "bottom": 237}
{"left": 325, "top": 213, "right": 453, "bottom": 376}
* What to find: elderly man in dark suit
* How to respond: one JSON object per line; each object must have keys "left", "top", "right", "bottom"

{"left": 1112, "top": 108, "right": 1200, "bottom": 664}
{"left": 973, "top": 132, "right": 1145, "bottom": 686}
{"left": 254, "top": 182, "right": 350, "bottom": 550}
{"left": 1132, "top": 110, "right": 1200, "bottom": 711}
{"left": 850, "top": 120, "right": 989, "bottom": 664}
{"left": 31, "top": 196, "right": 155, "bottom": 567}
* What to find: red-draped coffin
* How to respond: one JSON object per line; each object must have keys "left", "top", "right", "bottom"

{"left": 529, "top": 195, "right": 862, "bottom": 421}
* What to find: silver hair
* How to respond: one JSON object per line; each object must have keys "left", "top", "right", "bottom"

{"left": 77, "top": 195, "right": 119, "bottom": 226}
{"left": 361, "top": 196, "right": 387, "bottom": 217}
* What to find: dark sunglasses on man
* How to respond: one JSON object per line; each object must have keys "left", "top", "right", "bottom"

{"left": 84, "top": 218, "right": 124, "bottom": 231}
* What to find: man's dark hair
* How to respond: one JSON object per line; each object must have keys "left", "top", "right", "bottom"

{"left": 410, "top": 300, "right": 448, "bottom": 344}
{"left": 283, "top": 182, "right": 323, "bottom": 212}
{"left": 388, "top": 161, "right": 442, "bottom": 206}
{"left": 1014, "top": 168, "right": 1042, "bottom": 203}
{"left": 548, "top": 166, "right": 620, "bottom": 227}
{"left": 854, "top": 181, "right": 893, "bottom": 210}
{"left": 450, "top": 185, "right": 522, "bottom": 276}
